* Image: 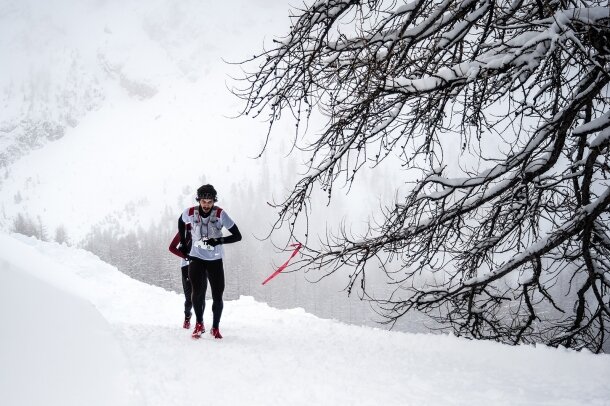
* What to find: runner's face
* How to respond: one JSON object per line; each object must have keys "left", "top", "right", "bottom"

{"left": 199, "top": 198, "right": 214, "bottom": 213}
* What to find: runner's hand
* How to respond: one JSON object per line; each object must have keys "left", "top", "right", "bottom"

{"left": 206, "top": 238, "right": 223, "bottom": 247}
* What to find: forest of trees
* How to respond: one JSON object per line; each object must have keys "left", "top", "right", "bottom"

{"left": 236, "top": 0, "right": 610, "bottom": 352}
{"left": 9, "top": 169, "right": 388, "bottom": 331}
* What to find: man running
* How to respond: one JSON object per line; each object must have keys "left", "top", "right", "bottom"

{"left": 179, "top": 184, "right": 242, "bottom": 339}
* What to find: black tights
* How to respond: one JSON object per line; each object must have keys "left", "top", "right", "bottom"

{"left": 181, "top": 265, "right": 193, "bottom": 317}
{"left": 188, "top": 258, "right": 225, "bottom": 328}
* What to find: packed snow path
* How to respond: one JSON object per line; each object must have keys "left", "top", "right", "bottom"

{"left": 1, "top": 233, "right": 609, "bottom": 406}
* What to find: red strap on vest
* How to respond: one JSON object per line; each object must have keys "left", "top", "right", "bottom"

{"left": 189, "top": 206, "right": 221, "bottom": 217}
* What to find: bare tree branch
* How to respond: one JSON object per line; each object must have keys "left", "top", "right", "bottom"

{"left": 235, "top": 0, "right": 610, "bottom": 352}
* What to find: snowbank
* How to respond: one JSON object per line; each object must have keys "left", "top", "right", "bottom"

{"left": 1, "top": 232, "right": 609, "bottom": 406}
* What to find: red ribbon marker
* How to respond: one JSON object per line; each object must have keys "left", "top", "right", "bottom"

{"left": 262, "top": 243, "right": 303, "bottom": 285}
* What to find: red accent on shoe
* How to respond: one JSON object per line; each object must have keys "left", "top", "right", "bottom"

{"left": 183, "top": 316, "right": 191, "bottom": 329}
{"left": 210, "top": 328, "right": 223, "bottom": 339}
{"left": 191, "top": 322, "right": 205, "bottom": 339}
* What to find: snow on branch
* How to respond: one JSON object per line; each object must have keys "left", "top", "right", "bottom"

{"left": 237, "top": 0, "right": 610, "bottom": 352}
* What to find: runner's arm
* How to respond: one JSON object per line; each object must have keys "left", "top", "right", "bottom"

{"left": 168, "top": 232, "right": 187, "bottom": 259}
{"left": 207, "top": 224, "right": 242, "bottom": 246}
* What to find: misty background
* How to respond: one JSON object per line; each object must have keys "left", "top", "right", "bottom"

{"left": 0, "top": 0, "right": 427, "bottom": 332}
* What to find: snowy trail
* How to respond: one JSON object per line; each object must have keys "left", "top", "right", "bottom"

{"left": 1, "top": 232, "right": 609, "bottom": 406}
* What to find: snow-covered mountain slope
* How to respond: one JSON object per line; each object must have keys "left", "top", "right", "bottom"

{"left": 0, "top": 0, "right": 403, "bottom": 257}
{"left": 1, "top": 231, "right": 609, "bottom": 406}
{"left": 0, "top": 0, "right": 292, "bottom": 240}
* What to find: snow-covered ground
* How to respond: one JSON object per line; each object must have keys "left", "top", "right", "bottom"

{"left": 1, "top": 231, "right": 609, "bottom": 406}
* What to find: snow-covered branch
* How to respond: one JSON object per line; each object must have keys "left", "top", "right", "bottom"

{"left": 237, "top": 0, "right": 610, "bottom": 352}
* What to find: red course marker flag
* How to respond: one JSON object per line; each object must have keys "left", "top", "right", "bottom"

{"left": 262, "top": 243, "right": 302, "bottom": 285}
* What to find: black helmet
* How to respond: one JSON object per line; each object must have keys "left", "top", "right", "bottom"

{"left": 196, "top": 184, "right": 217, "bottom": 202}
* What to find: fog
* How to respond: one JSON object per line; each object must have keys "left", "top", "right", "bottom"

{"left": 0, "top": 0, "right": 431, "bottom": 332}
